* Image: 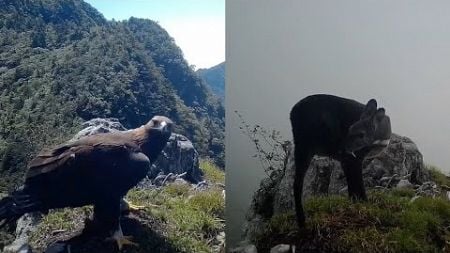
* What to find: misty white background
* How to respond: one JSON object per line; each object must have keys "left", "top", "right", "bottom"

{"left": 226, "top": 0, "right": 450, "bottom": 246}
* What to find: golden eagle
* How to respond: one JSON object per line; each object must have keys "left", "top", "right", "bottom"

{"left": 0, "top": 116, "right": 173, "bottom": 249}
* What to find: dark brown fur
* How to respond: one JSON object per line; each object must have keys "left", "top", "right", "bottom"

{"left": 290, "top": 95, "right": 391, "bottom": 228}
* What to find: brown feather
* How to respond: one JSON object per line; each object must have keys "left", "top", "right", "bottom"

{"left": 26, "top": 128, "right": 145, "bottom": 179}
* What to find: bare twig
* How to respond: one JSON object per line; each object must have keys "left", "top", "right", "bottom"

{"left": 235, "top": 111, "right": 291, "bottom": 181}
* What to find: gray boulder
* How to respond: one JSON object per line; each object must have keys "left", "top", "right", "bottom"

{"left": 43, "top": 242, "right": 67, "bottom": 253}
{"left": 230, "top": 243, "right": 258, "bottom": 253}
{"left": 270, "top": 244, "right": 294, "bottom": 253}
{"left": 69, "top": 118, "right": 126, "bottom": 142}
{"left": 151, "top": 133, "right": 202, "bottom": 183}
{"left": 362, "top": 134, "right": 430, "bottom": 187}
{"left": 302, "top": 133, "right": 430, "bottom": 197}
{"left": 396, "top": 179, "right": 414, "bottom": 189}
{"left": 3, "top": 213, "right": 41, "bottom": 253}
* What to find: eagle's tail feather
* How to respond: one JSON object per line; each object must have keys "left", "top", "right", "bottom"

{"left": 0, "top": 191, "right": 40, "bottom": 228}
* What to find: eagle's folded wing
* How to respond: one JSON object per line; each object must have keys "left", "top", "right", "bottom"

{"left": 26, "top": 136, "right": 140, "bottom": 179}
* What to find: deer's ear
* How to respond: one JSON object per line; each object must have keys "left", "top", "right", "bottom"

{"left": 361, "top": 99, "right": 377, "bottom": 119}
{"left": 374, "top": 113, "right": 392, "bottom": 140}
{"left": 375, "top": 108, "right": 385, "bottom": 121}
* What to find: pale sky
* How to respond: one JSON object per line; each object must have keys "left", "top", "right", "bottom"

{"left": 85, "top": 0, "right": 225, "bottom": 69}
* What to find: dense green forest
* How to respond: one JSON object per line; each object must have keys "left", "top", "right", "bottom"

{"left": 0, "top": 0, "right": 225, "bottom": 192}
{"left": 197, "top": 62, "right": 225, "bottom": 101}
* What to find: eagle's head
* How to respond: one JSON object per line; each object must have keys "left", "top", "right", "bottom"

{"left": 145, "top": 116, "right": 173, "bottom": 135}
{"left": 142, "top": 116, "right": 174, "bottom": 162}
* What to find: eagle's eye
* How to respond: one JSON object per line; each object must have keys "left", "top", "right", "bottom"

{"left": 150, "top": 119, "right": 166, "bottom": 128}
{"left": 150, "top": 119, "right": 160, "bottom": 126}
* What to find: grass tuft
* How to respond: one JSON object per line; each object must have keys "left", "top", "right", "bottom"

{"left": 427, "top": 165, "right": 450, "bottom": 187}
{"left": 125, "top": 160, "right": 225, "bottom": 252}
{"left": 199, "top": 159, "right": 225, "bottom": 184}
{"left": 254, "top": 188, "right": 450, "bottom": 253}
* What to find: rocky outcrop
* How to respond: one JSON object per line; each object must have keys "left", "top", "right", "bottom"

{"left": 69, "top": 118, "right": 127, "bottom": 141}
{"left": 302, "top": 133, "right": 430, "bottom": 198}
{"left": 243, "top": 133, "right": 431, "bottom": 241}
{"left": 150, "top": 133, "right": 202, "bottom": 183}
{"left": 269, "top": 244, "right": 295, "bottom": 253}
{"left": 3, "top": 213, "right": 41, "bottom": 253}
{"left": 230, "top": 242, "right": 258, "bottom": 253}
{"left": 231, "top": 242, "right": 296, "bottom": 253}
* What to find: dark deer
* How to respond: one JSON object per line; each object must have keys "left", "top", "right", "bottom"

{"left": 290, "top": 94, "right": 391, "bottom": 227}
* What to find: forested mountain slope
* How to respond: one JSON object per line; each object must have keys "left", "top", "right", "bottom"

{"left": 197, "top": 62, "right": 225, "bottom": 101}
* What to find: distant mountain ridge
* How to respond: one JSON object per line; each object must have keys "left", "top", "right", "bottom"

{"left": 197, "top": 62, "right": 225, "bottom": 101}
{"left": 0, "top": 0, "right": 224, "bottom": 192}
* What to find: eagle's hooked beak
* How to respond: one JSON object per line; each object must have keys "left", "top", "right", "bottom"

{"left": 159, "top": 121, "right": 170, "bottom": 133}
{"left": 158, "top": 120, "right": 173, "bottom": 135}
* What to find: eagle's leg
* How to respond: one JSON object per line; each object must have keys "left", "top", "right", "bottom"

{"left": 94, "top": 198, "right": 139, "bottom": 250}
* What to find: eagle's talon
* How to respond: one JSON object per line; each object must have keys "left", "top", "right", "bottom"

{"left": 115, "top": 235, "right": 139, "bottom": 250}
{"left": 106, "top": 225, "right": 139, "bottom": 250}
{"left": 128, "top": 203, "right": 146, "bottom": 211}
{"left": 106, "top": 234, "right": 139, "bottom": 250}
{"left": 123, "top": 199, "right": 146, "bottom": 212}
